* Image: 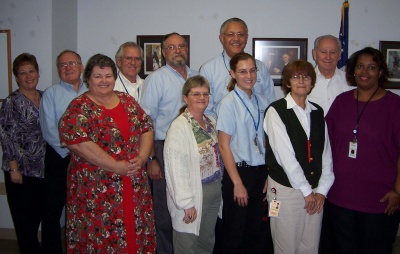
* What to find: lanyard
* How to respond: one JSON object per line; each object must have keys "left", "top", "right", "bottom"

{"left": 221, "top": 51, "right": 230, "bottom": 74}
{"left": 118, "top": 73, "right": 139, "bottom": 100}
{"left": 234, "top": 89, "right": 260, "bottom": 132}
{"left": 352, "top": 87, "right": 379, "bottom": 139}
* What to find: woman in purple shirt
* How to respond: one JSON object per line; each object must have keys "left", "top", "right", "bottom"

{"left": 325, "top": 47, "right": 400, "bottom": 254}
{"left": 0, "top": 53, "right": 46, "bottom": 254}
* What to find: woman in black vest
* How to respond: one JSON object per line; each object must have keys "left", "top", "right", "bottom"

{"left": 263, "top": 60, "right": 334, "bottom": 254}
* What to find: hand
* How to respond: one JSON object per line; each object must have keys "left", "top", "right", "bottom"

{"left": 313, "top": 193, "right": 326, "bottom": 214}
{"left": 147, "top": 160, "right": 162, "bottom": 180}
{"left": 183, "top": 207, "right": 197, "bottom": 224}
{"left": 304, "top": 192, "right": 317, "bottom": 214}
{"left": 263, "top": 179, "right": 268, "bottom": 202}
{"left": 130, "top": 156, "right": 146, "bottom": 172}
{"left": 380, "top": 190, "right": 400, "bottom": 215}
{"left": 115, "top": 160, "right": 138, "bottom": 176}
{"left": 233, "top": 183, "right": 248, "bottom": 207}
{"left": 10, "top": 171, "right": 23, "bottom": 184}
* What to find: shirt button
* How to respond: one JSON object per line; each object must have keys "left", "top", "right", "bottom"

{"left": 311, "top": 171, "right": 314, "bottom": 175}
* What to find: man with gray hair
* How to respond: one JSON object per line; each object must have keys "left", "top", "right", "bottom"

{"left": 141, "top": 32, "right": 199, "bottom": 254}
{"left": 308, "top": 35, "right": 352, "bottom": 115}
{"left": 114, "top": 41, "right": 144, "bottom": 102}
{"left": 200, "top": 17, "right": 275, "bottom": 118}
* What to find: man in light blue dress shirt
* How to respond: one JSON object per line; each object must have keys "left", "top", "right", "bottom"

{"left": 39, "top": 50, "right": 87, "bottom": 254}
{"left": 200, "top": 18, "right": 276, "bottom": 254}
{"left": 200, "top": 17, "right": 276, "bottom": 118}
{"left": 140, "top": 33, "right": 199, "bottom": 254}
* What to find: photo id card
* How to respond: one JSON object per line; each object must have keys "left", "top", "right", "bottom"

{"left": 269, "top": 200, "right": 281, "bottom": 218}
{"left": 348, "top": 141, "right": 357, "bottom": 159}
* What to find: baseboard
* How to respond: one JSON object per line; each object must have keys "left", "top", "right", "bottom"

{"left": 0, "top": 228, "right": 17, "bottom": 240}
{"left": 0, "top": 227, "right": 66, "bottom": 241}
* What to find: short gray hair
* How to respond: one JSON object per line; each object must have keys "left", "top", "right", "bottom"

{"left": 314, "top": 35, "right": 341, "bottom": 50}
{"left": 219, "top": 17, "right": 248, "bottom": 35}
{"left": 115, "top": 41, "right": 144, "bottom": 61}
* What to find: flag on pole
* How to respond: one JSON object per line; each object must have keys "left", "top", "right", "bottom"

{"left": 338, "top": 0, "right": 350, "bottom": 69}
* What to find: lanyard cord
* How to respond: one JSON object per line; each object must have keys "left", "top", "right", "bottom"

{"left": 353, "top": 87, "right": 379, "bottom": 136}
{"left": 221, "top": 51, "right": 230, "bottom": 74}
{"left": 234, "top": 89, "right": 260, "bottom": 131}
{"left": 118, "top": 72, "right": 139, "bottom": 99}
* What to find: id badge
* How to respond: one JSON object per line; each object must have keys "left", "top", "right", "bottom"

{"left": 348, "top": 141, "right": 357, "bottom": 159}
{"left": 269, "top": 200, "right": 281, "bottom": 218}
{"left": 253, "top": 136, "right": 260, "bottom": 153}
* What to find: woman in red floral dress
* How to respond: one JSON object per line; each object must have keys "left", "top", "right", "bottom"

{"left": 59, "top": 54, "right": 156, "bottom": 253}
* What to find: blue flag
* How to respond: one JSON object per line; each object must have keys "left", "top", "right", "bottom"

{"left": 338, "top": 1, "right": 350, "bottom": 69}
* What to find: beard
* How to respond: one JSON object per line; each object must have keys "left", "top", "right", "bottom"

{"left": 170, "top": 53, "right": 187, "bottom": 67}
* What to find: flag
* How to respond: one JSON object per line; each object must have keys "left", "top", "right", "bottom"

{"left": 338, "top": 1, "right": 350, "bottom": 69}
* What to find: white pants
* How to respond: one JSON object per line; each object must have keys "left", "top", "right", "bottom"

{"left": 267, "top": 176, "right": 323, "bottom": 254}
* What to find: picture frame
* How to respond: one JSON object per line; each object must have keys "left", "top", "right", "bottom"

{"left": 137, "top": 35, "right": 190, "bottom": 78}
{"left": 379, "top": 40, "right": 400, "bottom": 89}
{"left": 0, "top": 30, "right": 12, "bottom": 101}
{"left": 253, "top": 38, "right": 308, "bottom": 86}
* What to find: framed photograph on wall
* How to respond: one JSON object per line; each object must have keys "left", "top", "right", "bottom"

{"left": 137, "top": 35, "right": 190, "bottom": 78}
{"left": 0, "top": 29, "right": 12, "bottom": 101}
{"left": 379, "top": 40, "right": 400, "bottom": 89}
{"left": 253, "top": 38, "right": 308, "bottom": 86}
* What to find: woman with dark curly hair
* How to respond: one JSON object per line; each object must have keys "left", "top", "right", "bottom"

{"left": 326, "top": 47, "right": 400, "bottom": 254}
{"left": 58, "top": 54, "right": 156, "bottom": 253}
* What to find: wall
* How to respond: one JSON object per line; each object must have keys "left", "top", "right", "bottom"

{"left": 0, "top": 0, "right": 399, "bottom": 234}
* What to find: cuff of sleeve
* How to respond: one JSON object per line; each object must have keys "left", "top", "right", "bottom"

{"left": 299, "top": 185, "right": 313, "bottom": 197}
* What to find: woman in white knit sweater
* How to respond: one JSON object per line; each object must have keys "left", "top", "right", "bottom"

{"left": 164, "top": 75, "right": 223, "bottom": 254}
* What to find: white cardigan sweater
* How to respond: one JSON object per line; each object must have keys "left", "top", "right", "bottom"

{"left": 164, "top": 115, "right": 203, "bottom": 235}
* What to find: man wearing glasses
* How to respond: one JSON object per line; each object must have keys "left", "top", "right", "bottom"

{"left": 140, "top": 32, "right": 199, "bottom": 254}
{"left": 114, "top": 41, "right": 144, "bottom": 103}
{"left": 39, "top": 50, "right": 87, "bottom": 254}
{"left": 200, "top": 17, "right": 276, "bottom": 118}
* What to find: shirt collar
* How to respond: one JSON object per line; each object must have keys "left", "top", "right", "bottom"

{"left": 60, "top": 79, "right": 84, "bottom": 91}
{"left": 285, "top": 93, "right": 317, "bottom": 113}
{"left": 118, "top": 72, "right": 141, "bottom": 84}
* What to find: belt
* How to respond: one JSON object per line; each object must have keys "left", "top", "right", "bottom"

{"left": 235, "top": 161, "right": 265, "bottom": 169}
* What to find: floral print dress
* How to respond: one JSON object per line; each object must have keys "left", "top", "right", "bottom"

{"left": 59, "top": 92, "right": 156, "bottom": 253}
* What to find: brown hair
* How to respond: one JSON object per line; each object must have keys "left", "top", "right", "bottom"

{"left": 12, "top": 53, "right": 39, "bottom": 81}
{"left": 83, "top": 54, "right": 117, "bottom": 86}
{"left": 227, "top": 52, "right": 256, "bottom": 91}
{"left": 282, "top": 60, "right": 316, "bottom": 94}
{"left": 179, "top": 75, "right": 210, "bottom": 115}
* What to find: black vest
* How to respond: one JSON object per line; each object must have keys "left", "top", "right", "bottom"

{"left": 265, "top": 98, "right": 325, "bottom": 189}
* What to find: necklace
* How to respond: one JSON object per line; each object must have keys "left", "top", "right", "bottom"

{"left": 352, "top": 87, "right": 379, "bottom": 138}
{"left": 20, "top": 90, "right": 40, "bottom": 102}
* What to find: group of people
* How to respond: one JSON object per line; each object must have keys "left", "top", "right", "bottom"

{"left": 0, "top": 17, "right": 399, "bottom": 254}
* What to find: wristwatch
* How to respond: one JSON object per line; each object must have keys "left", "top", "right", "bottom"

{"left": 147, "top": 156, "right": 156, "bottom": 163}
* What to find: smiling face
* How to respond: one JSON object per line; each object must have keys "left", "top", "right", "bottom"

{"left": 15, "top": 63, "right": 39, "bottom": 91}
{"left": 313, "top": 37, "right": 341, "bottom": 77}
{"left": 57, "top": 51, "right": 84, "bottom": 86}
{"left": 354, "top": 54, "right": 381, "bottom": 91}
{"left": 87, "top": 66, "right": 116, "bottom": 98}
{"left": 230, "top": 58, "right": 257, "bottom": 96}
{"left": 219, "top": 21, "right": 248, "bottom": 58}
{"left": 183, "top": 85, "right": 210, "bottom": 114}
{"left": 116, "top": 46, "right": 142, "bottom": 83}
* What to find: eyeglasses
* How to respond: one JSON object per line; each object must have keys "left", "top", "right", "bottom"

{"left": 123, "top": 56, "right": 142, "bottom": 62}
{"left": 222, "top": 32, "right": 247, "bottom": 38}
{"left": 290, "top": 75, "right": 311, "bottom": 82}
{"left": 58, "top": 61, "right": 81, "bottom": 69}
{"left": 188, "top": 92, "right": 211, "bottom": 98}
{"left": 236, "top": 68, "right": 258, "bottom": 76}
{"left": 165, "top": 44, "right": 187, "bottom": 51}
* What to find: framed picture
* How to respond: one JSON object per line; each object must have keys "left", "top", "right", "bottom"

{"left": 137, "top": 35, "right": 190, "bottom": 78}
{"left": 253, "top": 38, "right": 308, "bottom": 86}
{"left": 0, "top": 30, "right": 12, "bottom": 101}
{"left": 379, "top": 41, "right": 400, "bottom": 89}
